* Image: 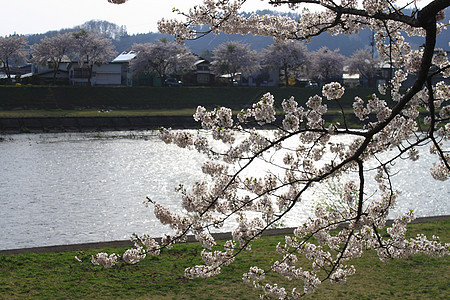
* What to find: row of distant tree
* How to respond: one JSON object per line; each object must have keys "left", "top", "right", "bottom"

{"left": 0, "top": 31, "right": 380, "bottom": 87}
{"left": 0, "top": 31, "right": 116, "bottom": 85}
{"left": 219, "top": 41, "right": 380, "bottom": 87}
{"left": 106, "top": 38, "right": 382, "bottom": 87}
{"left": 202, "top": 41, "right": 352, "bottom": 87}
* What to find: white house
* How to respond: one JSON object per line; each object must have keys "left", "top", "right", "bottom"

{"left": 93, "top": 63, "right": 122, "bottom": 86}
{"left": 69, "top": 62, "right": 122, "bottom": 86}
{"left": 65, "top": 51, "right": 138, "bottom": 86}
{"left": 111, "top": 51, "right": 137, "bottom": 86}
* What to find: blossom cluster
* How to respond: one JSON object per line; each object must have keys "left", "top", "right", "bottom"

{"left": 305, "top": 95, "right": 327, "bottom": 129}
{"left": 281, "top": 96, "right": 305, "bottom": 131}
{"left": 238, "top": 92, "right": 277, "bottom": 126}
{"left": 122, "top": 247, "right": 146, "bottom": 264}
{"left": 185, "top": 240, "right": 236, "bottom": 278}
{"left": 91, "top": 252, "right": 118, "bottom": 268}
{"left": 322, "top": 82, "right": 345, "bottom": 101}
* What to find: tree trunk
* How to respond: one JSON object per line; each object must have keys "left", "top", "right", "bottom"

{"left": 88, "top": 65, "right": 93, "bottom": 86}
{"left": 53, "top": 60, "right": 60, "bottom": 85}
{"left": 4, "top": 61, "right": 12, "bottom": 84}
{"left": 284, "top": 64, "right": 289, "bottom": 87}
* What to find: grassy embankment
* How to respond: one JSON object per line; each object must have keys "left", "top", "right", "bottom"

{"left": 0, "top": 86, "right": 379, "bottom": 118}
{"left": 1, "top": 220, "right": 448, "bottom": 299}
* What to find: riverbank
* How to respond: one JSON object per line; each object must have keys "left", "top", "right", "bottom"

{"left": 0, "top": 218, "right": 448, "bottom": 299}
{"left": 0, "top": 112, "right": 374, "bottom": 134}
{"left": 0, "top": 86, "right": 376, "bottom": 133}
{"left": 1, "top": 215, "right": 448, "bottom": 255}
{"left": 0, "top": 115, "right": 199, "bottom": 133}
{"left": 0, "top": 86, "right": 376, "bottom": 110}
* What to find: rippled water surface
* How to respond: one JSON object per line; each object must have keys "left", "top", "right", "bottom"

{"left": 0, "top": 131, "right": 448, "bottom": 250}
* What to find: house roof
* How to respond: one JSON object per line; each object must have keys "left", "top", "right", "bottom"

{"left": 194, "top": 59, "right": 207, "bottom": 65}
{"left": 112, "top": 51, "right": 137, "bottom": 63}
{"left": 343, "top": 73, "right": 360, "bottom": 80}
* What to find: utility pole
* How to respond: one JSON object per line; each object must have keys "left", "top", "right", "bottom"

{"left": 370, "top": 31, "right": 375, "bottom": 59}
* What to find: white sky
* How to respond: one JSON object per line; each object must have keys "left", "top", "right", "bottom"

{"left": 0, "top": 0, "right": 292, "bottom": 37}
{"left": 1, "top": 0, "right": 432, "bottom": 37}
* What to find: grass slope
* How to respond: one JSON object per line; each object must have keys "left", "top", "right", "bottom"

{"left": 0, "top": 86, "right": 379, "bottom": 111}
{"left": 0, "top": 220, "right": 448, "bottom": 299}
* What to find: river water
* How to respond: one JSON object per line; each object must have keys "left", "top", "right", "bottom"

{"left": 0, "top": 131, "right": 448, "bottom": 250}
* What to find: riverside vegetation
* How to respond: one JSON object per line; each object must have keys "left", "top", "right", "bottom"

{"left": 0, "top": 86, "right": 379, "bottom": 111}
{"left": 0, "top": 86, "right": 426, "bottom": 131}
{"left": 0, "top": 220, "right": 448, "bottom": 299}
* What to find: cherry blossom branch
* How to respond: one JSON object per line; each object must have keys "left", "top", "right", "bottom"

{"left": 426, "top": 75, "right": 450, "bottom": 171}
{"left": 93, "top": 1, "right": 449, "bottom": 297}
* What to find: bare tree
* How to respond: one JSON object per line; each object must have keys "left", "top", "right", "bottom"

{"left": 210, "top": 41, "right": 260, "bottom": 85}
{"left": 72, "top": 30, "right": 116, "bottom": 86}
{"left": 0, "top": 35, "right": 28, "bottom": 83}
{"left": 31, "top": 33, "right": 74, "bottom": 84}
{"left": 130, "top": 39, "right": 197, "bottom": 85}
{"left": 262, "top": 40, "right": 308, "bottom": 87}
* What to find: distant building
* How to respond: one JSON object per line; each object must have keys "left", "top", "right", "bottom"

{"left": 67, "top": 63, "right": 119, "bottom": 86}
{"left": 192, "top": 58, "right": 214, "bottom": 85}
{"left": 1, "top": 62, "right": 32, "bottom": 83}
{"left": 32, "top": 55, "right": 71, "bottom": 84}
{"left": 67, "top": 51, "right": 137, "bottom": 86}
{"left": 214, "top": 69, "right": 280, "bottom": 87}
{"left": 342, "top": 73, "right": 361, "bottom": 88}
{"left": 111, "top": 51, "right": 137, "bottom": 86}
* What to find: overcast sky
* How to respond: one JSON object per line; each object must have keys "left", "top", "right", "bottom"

{"left": 1, "top": 0, "right": 293, "bottom": 37}
{"left": 2, "top": 0, "right": 431, "bottom": 37}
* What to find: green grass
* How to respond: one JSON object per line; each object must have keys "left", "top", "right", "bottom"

{"left": 1, "top": 86, "right": 427, "bottom": 129}
{"left": 0, "top": 220, "right": 448, "bottom": 299}
{"left": 0, "top": 86, "right": 380, "bottom": 111}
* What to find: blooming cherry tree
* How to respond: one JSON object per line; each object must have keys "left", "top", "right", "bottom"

{"left": 130, "top": 39, "right": 197, "bottom": 85}
{"left": 0, "top": 35, "right": 28, "bottom": 83}
{"left": 262, "top": 40, "right": 308, "bottom": 87}
{"left": 31, "top": 32, "right": 75, "bottom": 84}
{"left": 72, "top": 30, "right": 116, "bottom": 86}
{"left": 102, "top": 0, "right": 449, "bottom": 298}
{"left": 346, "top": 49, "right": 381, "bottom": 86}
{"left": 308, "top": 47, "right": 345, "bottom": 85}
{"left": 210, "top": 41, "right": 260, "bottom": 85}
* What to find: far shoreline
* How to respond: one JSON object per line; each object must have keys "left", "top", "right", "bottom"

{"left": 0, "top": 115, "right": 200, "bottom": 134}
{"left": 0, "top": 112, "right": 376, "bottom": 134}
